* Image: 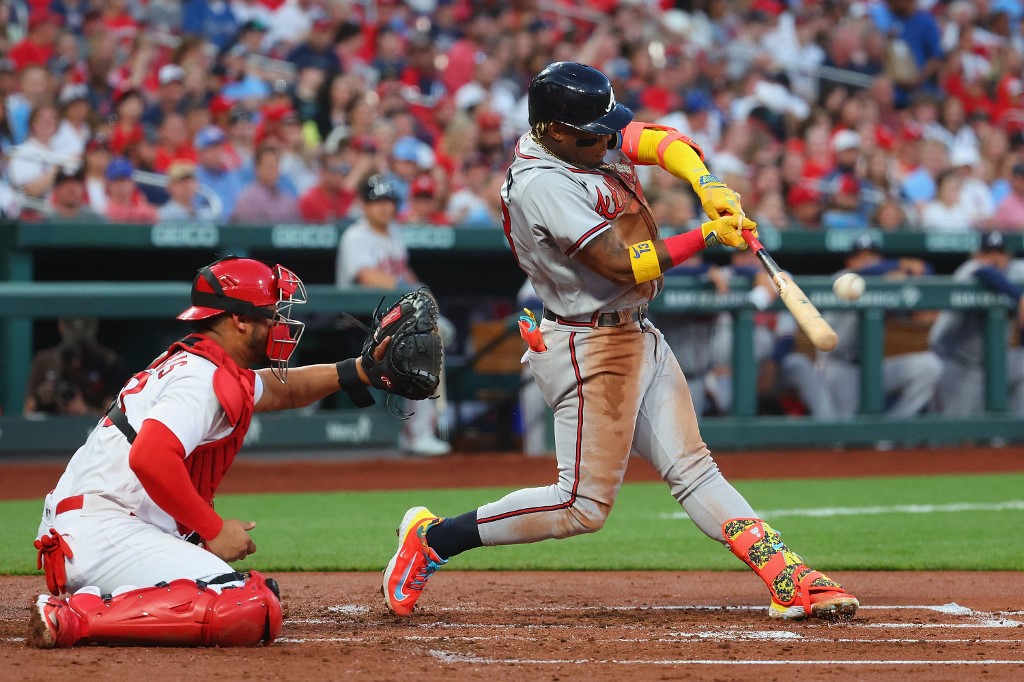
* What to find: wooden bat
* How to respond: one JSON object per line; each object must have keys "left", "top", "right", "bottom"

{"left": 739, "top": 228, "right": 838, "bottom": 352}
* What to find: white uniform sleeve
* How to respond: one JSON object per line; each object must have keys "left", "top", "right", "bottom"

{"left": 521, "top": 172, "right": 611, "bottom": 258}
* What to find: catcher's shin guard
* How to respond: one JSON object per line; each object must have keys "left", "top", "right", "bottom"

{"left": 27, "top": 571, "right": 283, "bottom": 648}
{"left": 723, "top": 518, "right": 858, "bottom": 621}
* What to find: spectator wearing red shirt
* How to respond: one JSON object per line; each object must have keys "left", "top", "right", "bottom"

{"left": 153, "top": 113, "right": 198, "bottom": 173}
{"left": 8, "top": 10, "right": 60, "bottom": 70}
{"left": 104, "top": 157, "right": 158, "bottom": 224}
{"left": 109, "top": 90, "right": 145, "bottom": 156}
{"left": 298, "top": 145, "right": 370, "bottom": 223}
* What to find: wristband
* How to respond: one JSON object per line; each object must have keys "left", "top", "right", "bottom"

{"left": 664, "top": 228, "right": 707, "bottom": 267}
{"left": 628, "top": 240, "right": 662, "bottom": 283}
{"left": 336, "top": 358, "right": 375, "bottom": 408}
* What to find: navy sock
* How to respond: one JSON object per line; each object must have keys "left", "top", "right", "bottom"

{"left": 425, "top": 510, "right": 482, "bottom": 560}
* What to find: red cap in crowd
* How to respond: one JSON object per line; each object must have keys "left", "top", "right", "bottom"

{"left": 411, "top": 175, "right": 437, "bottom": 198}
{"left": 787, "top": 184, "right": 819, "bottom": 206}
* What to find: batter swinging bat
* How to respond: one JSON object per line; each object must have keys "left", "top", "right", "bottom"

{"left": 737, "top": 227, "right": 838, "bottom": 352}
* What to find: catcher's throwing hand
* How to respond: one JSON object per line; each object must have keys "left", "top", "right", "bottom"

{"left": 359, "top": 288, "right": 443, "bottom": 401}
{"left": 205, "top": 519, "right": 257, "bottom": 563}
{"left": 700, "top": 214, "right": 759, "bottom": 250}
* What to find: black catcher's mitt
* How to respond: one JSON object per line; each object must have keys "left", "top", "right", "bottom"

{"left": 360, "top": 288, "right": 443, "bottom": 401}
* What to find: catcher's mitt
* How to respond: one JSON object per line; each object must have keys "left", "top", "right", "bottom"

{"left": 360, "top": 288, "right": 443, "bottom": 402}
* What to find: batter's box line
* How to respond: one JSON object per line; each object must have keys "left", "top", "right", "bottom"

{"left": 429, "top": 651, "right": 1024, "bottom": 667}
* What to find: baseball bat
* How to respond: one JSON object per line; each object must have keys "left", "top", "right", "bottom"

{"left": 737, "top": 228, "right": 838, "bottom": 352}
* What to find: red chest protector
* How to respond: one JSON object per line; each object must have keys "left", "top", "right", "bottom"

{"left": 161, "top": 336, "right": 256, "bottom": 527}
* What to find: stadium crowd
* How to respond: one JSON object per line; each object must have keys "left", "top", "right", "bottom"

{"left": 0, "top": 0, "right": 1021, "bottom": 233}
{"left": 4, "top": 0, "right": 1024, "bottom": 433}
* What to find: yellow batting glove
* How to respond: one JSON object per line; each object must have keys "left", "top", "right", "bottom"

{"left": 694, "top": 173, "right": 743, "bottom": 221}
{"left": 700, "top": 214, "right": 759, "bottom": 250}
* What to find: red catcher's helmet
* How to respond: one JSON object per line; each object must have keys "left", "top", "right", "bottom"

{"left": 177, "top": 256, "right": 307, "bottom": 382}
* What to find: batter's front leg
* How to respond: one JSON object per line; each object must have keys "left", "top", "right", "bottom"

{"left": 632, "top": 325, "right": 756, "bottom": 541}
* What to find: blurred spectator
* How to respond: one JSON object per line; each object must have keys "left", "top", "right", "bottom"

{"left": 871, "top": 0, "right": 944, "bottom": 107}
{"left": 0, "top": 97, "right": 14, "bottom": 156}
{"left": 270, "top": 105, "right": 317, "bottom": 194}
{"left": 141, "top": 64, "right": 188, "bottom": 137}
{"left": 51, "top": 83, "right": 90, "bottom": 158}
{"left": 286, "top": 13, "right": 340, "bottom": 72}
{"left": 929, "top": 230, "right": 1024, "bottom": 416}
{"left": 7, "top": 65, "right": 50, "bottom": 144}
{"left": 399, "top": 174, "right": 450, "bottom": 225}
{"left": 820, "top": 233, "right": 942, "bottom": 418}
{"left": 386, "top": 135, "right": 432, "bottom": 210}
{"left": 993, "top": 164, "right": 1024, "bottom": 231}
{"left": 901, "top": 138, "right": 949, "bottom": 212}
{"left": 335, "top": 174, "right": 451, "bottom": 456}
{"left": 24, "top": 317, "right": 125, "bottom": 417}
{"left": 9, "top": 9, "right": 61, "bottom": 70}
{"left": 105, "top": 157, "right": 158, "bottom": 224}
{"left": 193, "top": 124, "right": 244, "bottom": 220}
{"left": 226, "top": 105, "right": 258, "bottom": 170}
{"left": 920, "top": 168, "right": 974, "bottom": 232}
{"left": 446, "top": 153, "right": 497, "bottom": 228}
{"left": 298, "top": 145, "right": 368, "bottom": 223}
{"left": 182, "top": 0, "right": 239, "bottom": 51}
{"left": 786, "top": 184, "right": 822, "bottom": 229}
{"left": 8, "top": 103, "right": 61, "bottom": 199}
{"left": 158, "top": 160, "right": 217, "bottom": 221}
{"left": 152, "top": 112, "right": 197, "bottom": 173}
{"left": 231, "top": 4, "right": 272, "bottom": 27}
{"left": 232, "top": 144, "right": 300, "bottom": 223}
{"left": 950, "top": 145, "right": 996, "bottom": 229}
{"left": 873, "top": 198, "right": 913, "bottom": 231}
{"left": 47, "top": 166, "right": 100, "bottom": 222}
{"left": 109, "top": 89, "right": 145, "bottom": 157}
{"left": 267, "top": 0, "right": 318, "bottom": 54}
{"left": 83, "top": 135, "right": 112, "bottom": 215}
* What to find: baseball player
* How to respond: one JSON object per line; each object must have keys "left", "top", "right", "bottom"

{"left": 383, "top": 62, "right": 858, "bottom": 622}
{"left": 337, "top": 174, "right": 452, "bottom": 457}
{"left": 929, "top": 231, "right": 1024, "bottom": 416}
{"left": 28, "top": 256, "right": 415, "bottom": 648}
{"left": 820, "top": 234, "right": 943, "bottom": 417}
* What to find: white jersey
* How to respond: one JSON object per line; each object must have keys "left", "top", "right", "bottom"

{"left": 47, "top": 347, "right": 264, "bottom": 536}
{"left": 335, "top": 218, "right": 410, "bottom": 287}
{"left": 500, "top": 133, "right": 661, "bottom": 317}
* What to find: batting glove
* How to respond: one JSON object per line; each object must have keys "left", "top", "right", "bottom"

{"left": 700, "top": 214, "right": 758, "bottom": 250}
{"left": 694, "top": 174, "right": 745, "bottom": 221}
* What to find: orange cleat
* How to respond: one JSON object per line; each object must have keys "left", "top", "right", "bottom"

{"left": 382, "top": 506, "right": 446, "bottom": 617}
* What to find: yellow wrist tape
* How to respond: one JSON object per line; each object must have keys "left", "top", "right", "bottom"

{"left": 628, "top": 240, "right": 662, "bottom": 283}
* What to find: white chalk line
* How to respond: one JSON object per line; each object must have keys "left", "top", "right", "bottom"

{"left": 429, "top": 651, "right": 1024, "bottom": 666}
{"left": 277, "top": 634, "right": 1024, "bottom": 645}
{"left": 662, "top": 500, "right": 1024, "bottom": 520}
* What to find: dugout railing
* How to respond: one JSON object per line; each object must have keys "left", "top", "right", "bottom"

{"left": 1, "top": 220, "right": 1022, "bottom": 454}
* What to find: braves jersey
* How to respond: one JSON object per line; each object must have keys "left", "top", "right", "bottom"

{"left": 45, "top": 347, "right": 264, "bottom": 537}
{"left": 500, "top": 133, "right": 662, "bottom": 317}
{"left": 336, "top": 218, "right": 411, "bottom": 287}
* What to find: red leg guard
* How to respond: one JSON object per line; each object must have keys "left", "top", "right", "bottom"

{"left": 60, "top": 572, "right": 283, "bottom": 647}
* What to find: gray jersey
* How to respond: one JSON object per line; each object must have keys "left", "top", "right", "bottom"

{"left": 929, "top": 259, "right": 1023, "bottom": 365}
{"left": 500, "top": 133, "right": 661, "bottom": 317}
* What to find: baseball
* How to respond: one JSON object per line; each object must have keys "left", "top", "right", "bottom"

{"left": 833, "top": 273, "right": 865, "bottom": 301}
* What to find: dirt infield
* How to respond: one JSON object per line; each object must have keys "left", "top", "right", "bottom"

{"left": 2, "top": 445, "right": 1023, "bottom": 679}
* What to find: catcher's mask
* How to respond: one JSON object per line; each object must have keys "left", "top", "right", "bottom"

{"left": 177, "top": 256, "right": 307, "bottom": 382}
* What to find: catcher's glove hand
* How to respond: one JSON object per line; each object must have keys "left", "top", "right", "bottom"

{"left": 360, "top": 288, "right": 443, "bottom": 402}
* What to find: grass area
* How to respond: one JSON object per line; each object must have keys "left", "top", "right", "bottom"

{"left": 2, "top": 473, "right": 1022, "bottom": 575}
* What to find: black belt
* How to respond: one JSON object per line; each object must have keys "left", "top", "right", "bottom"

{"left": 542, "top": 305, "right": 648, "bottom": 328}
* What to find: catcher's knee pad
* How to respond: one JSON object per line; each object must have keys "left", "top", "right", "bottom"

{"left": 65, "top": 572, "right": 284, "bottom": 647}
{"left": 723, "top": 518, "right": 844, "bottom": 610}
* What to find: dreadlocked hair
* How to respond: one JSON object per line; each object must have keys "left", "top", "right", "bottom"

{"left": 531, "top": 121, "right": 551, "bottom": 139}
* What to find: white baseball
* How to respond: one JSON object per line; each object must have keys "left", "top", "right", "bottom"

{"left": 833, "top": 272, "right": 865, "bottom": 301}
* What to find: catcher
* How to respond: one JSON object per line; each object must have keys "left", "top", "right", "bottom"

{"left": 28, "top": 256, "right": 442, "bottom": 648}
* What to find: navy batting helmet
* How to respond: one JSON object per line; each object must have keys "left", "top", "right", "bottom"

{"left": 528, "top": 62, "right": 633, "bottom": 135}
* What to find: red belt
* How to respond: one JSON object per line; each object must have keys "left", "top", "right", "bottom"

{"left": 55, "top": 495, "right": 84, "bottom": 515}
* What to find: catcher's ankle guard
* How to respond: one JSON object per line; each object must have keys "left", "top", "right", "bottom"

{"left": 723, "top": 518, "right": 844, "bottom": 615}
{"left": 336, "top": 358, "right": 375, "bottom": 407}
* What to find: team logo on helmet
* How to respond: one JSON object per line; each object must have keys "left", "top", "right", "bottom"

{"left": 606, "top": 87, "right": 616, "bottom": 113}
